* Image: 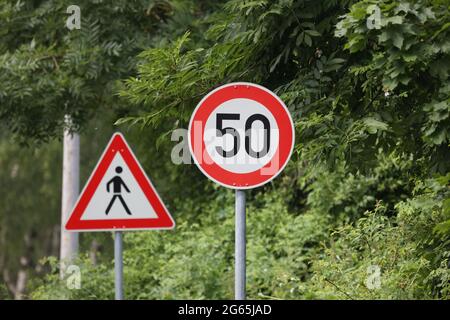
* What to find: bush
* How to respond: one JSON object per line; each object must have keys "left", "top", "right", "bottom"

{"left": 306, "top": 175, "right": 450, "bottom": 300}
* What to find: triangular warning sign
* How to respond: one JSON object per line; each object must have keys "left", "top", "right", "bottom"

{"left": 65, "top": 133, "right": 175, "bottom": 231}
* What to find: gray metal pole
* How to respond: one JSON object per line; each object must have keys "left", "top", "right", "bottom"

{"left": 60, "top": 115, "right": 79, "bottom": 278}
{"left": 235, "top": 189, "right": 246, "bottom": 300}
{"left": 114, "top": 231, "right": 123, "bottom": 300}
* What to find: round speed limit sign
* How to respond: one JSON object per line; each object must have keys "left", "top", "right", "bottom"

{"left": 188, "top": 82, "right": 295, "bottom": 189}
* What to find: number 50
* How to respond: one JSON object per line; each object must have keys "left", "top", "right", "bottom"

{"left": 215, "top": 113, "right": 271, "bottom": 158}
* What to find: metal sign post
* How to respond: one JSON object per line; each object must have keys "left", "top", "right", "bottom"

{"left": 188, "top": 83, "right": 295, "bottom": 300}
{"left": 235, "top": 189, "right": 246, "bottom": 300}
{"left": 114, "top": 231, "right": 123, "bottom": 300}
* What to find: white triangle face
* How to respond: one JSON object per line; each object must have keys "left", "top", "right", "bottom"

{"left": 81, "top": 153, "right": 158, "bottom": 220}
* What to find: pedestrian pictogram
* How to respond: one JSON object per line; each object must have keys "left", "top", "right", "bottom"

{"left": 65, "top": 132, "right": 175, "bottom": 231}
{"left": 106, "top": 166, "right": 131, "bottom": 215}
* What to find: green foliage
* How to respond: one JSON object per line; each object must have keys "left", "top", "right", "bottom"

{"left": 0, "top": 0, "right": 198, "bottom": 141}
{"left": 334, "top": 0, "right": 450, "bottom": 171}
{"left": 113, "top": 0, "right": 450, "bottom": 300}
{"left": 31, "top": 256, "right": 115, "bottom": 300}
{"left": 305, "top": 151, "right": 415, "bottom": 222}
{"left": 32, "top": 192, "right": 330, "bottom": 299}
{"left": 8, "top": 0, "right": 450, "bottom": 300}
{"left": 0, "top": 130, "right": 61, "bottom": 278}
{"left": 32, "top": 150, "right": 449, "bottom": 299}
{"left": 0, "top": 109, "right": 124, "bottom": 297}
{"left": 119, "top": 0, "right": 449, "bottom": 176}
{"left": 0, "top": 0, "right": 215, "bottom": 296}
{"left": 0, "top": 282, "right": 11, "bottom": 300}
{"left": 309, "top": 175, "right": 450, "bottom": 299}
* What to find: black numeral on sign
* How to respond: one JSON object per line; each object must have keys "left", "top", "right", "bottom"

{"left": 245, "top": 114, "right": 270, "bottom": 158}
{"left": 216, "top": 113, "right": 270, "bottom": 158}
{"left": 216, "top": 113, "right": 240, "bottom": 157}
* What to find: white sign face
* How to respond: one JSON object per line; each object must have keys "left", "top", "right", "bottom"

{"left": 81, "top": 153, "right": 158, "bottom": 220}
{"left": 203, "top": 98, "right": 280, "bottom": 174}
{"left": 189, "top": 82, "right": 295, "bottom": 189}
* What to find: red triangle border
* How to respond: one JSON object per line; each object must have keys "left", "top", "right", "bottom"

{"left": 65, "top": 133, "right": 175, "bottom": 231}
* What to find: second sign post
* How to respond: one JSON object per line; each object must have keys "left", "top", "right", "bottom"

{"left": 188, "top": 82, "right": 295, "bottom": 299}
{"left": 65, "top": 133, "right": 175, "bottom": 299}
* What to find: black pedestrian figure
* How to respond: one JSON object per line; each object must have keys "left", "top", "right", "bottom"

{"left": 105, "top": 166, "right": 131, "bottom": 215}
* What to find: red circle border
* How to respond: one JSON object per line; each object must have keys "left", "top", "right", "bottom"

{"left": 188, "top": 83, "right": 294, "bottom": 189}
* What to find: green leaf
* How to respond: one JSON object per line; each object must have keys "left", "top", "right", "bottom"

{"left": 363, "top": 118, "right": 389, "bottom": 134}
{"left": 305, "top": 29, "right": 321, "bottom": 37}
{"left": 296, "top": 32, "right": 304, "bottom": 46}
{"left": 392, "top": 32, "right": 404, "bottom": 49}
{"left": 304, "top": 34, "right": 312, "bottom": 47}
{"left": 328, "top": 58, "right": 346, "bottom": 64}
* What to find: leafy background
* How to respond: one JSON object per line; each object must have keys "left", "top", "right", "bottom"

{"left": 0, "top": 0, "right": 449, "bottom": 299}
